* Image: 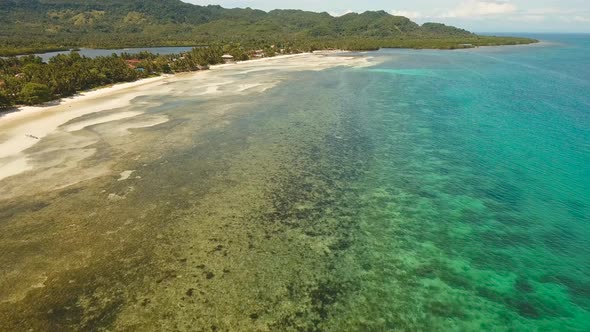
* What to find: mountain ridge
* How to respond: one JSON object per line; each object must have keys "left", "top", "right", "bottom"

{"left": 0, "top": 0, "right": 536, "bottom": 55}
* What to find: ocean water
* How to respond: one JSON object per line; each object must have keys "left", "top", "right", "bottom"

{"left": 1, "top": 35, "right": 589, "bottom": 331}
{"left": 326, "top": 35, "right": 590, "bottom": 330}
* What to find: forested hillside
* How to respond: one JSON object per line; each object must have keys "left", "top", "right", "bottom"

{"left": 0, "top": 47, "right": 228, "bottom": 108}
{"left": 0, "top": 0, "right": 535, "bottom": 55}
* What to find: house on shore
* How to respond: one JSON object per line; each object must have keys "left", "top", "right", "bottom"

{"left": 125, "top": 59, "right": 142, "bottom": 68}
{"left": 252, "top": 50, "right": 265, "bottom": 58}
{"left": 222, "top": 54, "right": 235, "bottom": 64}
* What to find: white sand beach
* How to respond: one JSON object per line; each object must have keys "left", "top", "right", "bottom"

{"left": 0, "top": 76, "right": 171, "bottom": 181}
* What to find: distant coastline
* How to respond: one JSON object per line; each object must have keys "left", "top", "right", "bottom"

{"left": 0, "top": 36, "right": 538, "bottom": 58}
{"left": 0, "top": 37, "right": 538, "bottom": 114}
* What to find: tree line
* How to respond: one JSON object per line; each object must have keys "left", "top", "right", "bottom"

{"left": 0, "top": 43, "right": 296, "bottom": 109}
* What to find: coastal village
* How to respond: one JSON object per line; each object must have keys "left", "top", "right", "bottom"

{"left": 124, "top": 47, "right": 278, "bottom": 73}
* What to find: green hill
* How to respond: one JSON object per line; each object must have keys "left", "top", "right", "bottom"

{"left": 0, "top": 0, "right": 536, "bottom": 55}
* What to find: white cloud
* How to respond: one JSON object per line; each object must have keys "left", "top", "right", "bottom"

{"left": 527, "top": 7, "right": 570, "bottom": 15}
{"left": 509, "top": 7, "right": 590, "bottom": 24}
{"left": 390, "top": 10, "right": 424, "bottom": 20}
{"left": 329, "top": 9, "right": 355, "bottom": 17}
{"left": 443, "top": 1, "right": 517, "bottom": 18}
{"left": 573, "top": 15, "right": 590, "bottom": 22}
{"left": 518, "top": 15, "right": 546, "bottom": 22}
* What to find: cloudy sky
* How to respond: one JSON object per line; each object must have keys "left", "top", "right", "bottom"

{"left": 184, "top": 0, "right": 590, "bottom": 32}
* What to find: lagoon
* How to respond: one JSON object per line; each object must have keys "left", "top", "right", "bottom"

{"left": 19, "top": 46, "right": 196, "bottom": 62}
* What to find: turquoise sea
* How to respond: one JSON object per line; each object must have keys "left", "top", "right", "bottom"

{"left": 1, "top": 34, "right": 589, "bottom": 331}
{"left": 324, "top": 34, "right": 590, "bottom": 330}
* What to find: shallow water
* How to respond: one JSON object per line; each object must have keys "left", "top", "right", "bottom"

{"left": 1, "top": 36, "right": 589, "bottom": 331}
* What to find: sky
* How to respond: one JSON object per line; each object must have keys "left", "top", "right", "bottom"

{"left": 183, "top": 0, "right": 590, "bottom": 33}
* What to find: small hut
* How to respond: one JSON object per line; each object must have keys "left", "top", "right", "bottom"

{"left": 125, "top": 59, "right": 141, "bottom": 68}
{"left": 221, "top": 54, "right": 235, "bottom": 64}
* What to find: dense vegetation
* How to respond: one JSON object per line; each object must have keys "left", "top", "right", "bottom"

{"left": 0, "top": 0, "right": 536, "bottom": 55}
{"left": 0, "top": 46, "right": 232, "bottom": 109}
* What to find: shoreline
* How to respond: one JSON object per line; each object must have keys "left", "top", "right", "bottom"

{"left": 0, "top": 75, "right": 170, "bottom": 124}
{"left": 0, "top": 40, "right": 538, "bottom": 127}
{"left": 0, "top": 74, "right": 172, "bottom": 181}
{"left": 0, "top": 40, "right": 536, "bottom": 123}
{"left": 0, "top": 52, "right": 322, "bottom": 125}
{"left": 0, "top": 51, "right": 361, "bottom": 183}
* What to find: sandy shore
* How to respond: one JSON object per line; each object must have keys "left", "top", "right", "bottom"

{"left": 0, "top": 51, "right": 371, "bottom": 185}
{"left": 0, "top": 52, "right": 327, "bottom": 129}
{"left": 0, "top": 52, "right": 326, "bottom": 125}
{"left": 0, "top": 76, "right": 169, "bottom": 123}
{"left": 0, "top": 76, "right": 171, "bottom": 180}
